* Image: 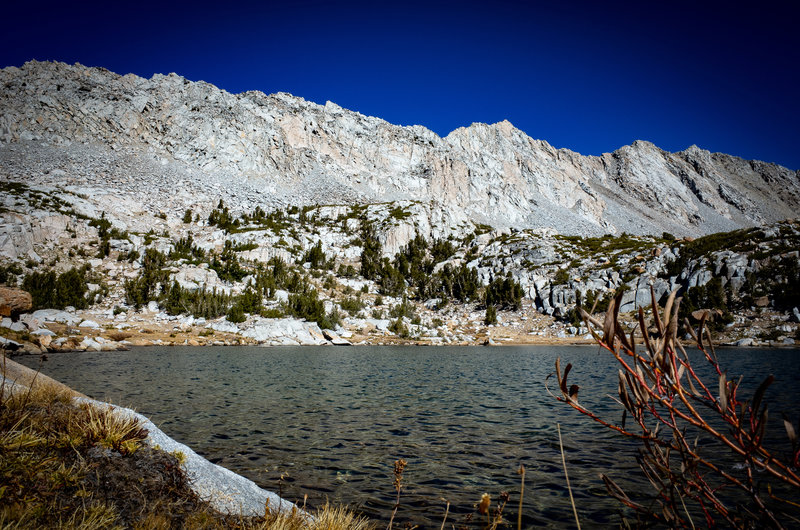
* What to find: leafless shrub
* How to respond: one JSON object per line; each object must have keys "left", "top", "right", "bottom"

{"left": 549, "top": 287, "right": 800, "bottom": 528}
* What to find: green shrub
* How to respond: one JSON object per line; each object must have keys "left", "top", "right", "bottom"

{"left": 124, "top": 248, "right": 169, "bottom": 308}
{"left": 0, "top": 263, "right": 23, "bottom": 285}
{"left": 337, "top": 264, "right": 357, "bottom": 278}
{"left": 227, "top": 303, "right": 246, "bottom": 323}
{"left": 484, "top": 272, "right": 523, "bottom": 311}
{"left": 584, "top": 289, "right": 612, "bottom": 314}
{"left": 741, "top": 256, "right": 800, "bottom": 312}
{"left": 339, "top": 296, "right": 364, "bottom": 317}
{"left": 97, "top": 239, "right": 110, "bottom": 258}
{"left": 210, "top": 241, "right": 248, "bottom": 282}
{"left": 484, "top": 305, "right": 497, "bottom": 325}
{"left": 434, "top": 263, "right": 480, "bottom": 302}
{"left": 388, "top": 205, "right": 411, "bottom": 221}
{"left": 162, "top": 282, "right": 232, "bottom": 319}
{"left": 89, "top": 214, "right": 112, "bottom": 239}
{"left": 553, "top": 268, "right": 570, "bottom": 285}
{"left": 238, "top": 283, "right": 263, "bottom": 314}
{"left": 23, "top": 266, "right": 90, "bottom": 310}
{"left": 169, "top": 234, "right": 205, "bottom": 263}
{"left": 287, "top": 287, "right": 338, "bottom": 329}
{"left": 378, "top": 259, "right": 406, "bottom": 296}
{"left": 679, "top": 277, "right": 734, "bottom": 331}
{"left": 207, "top": 200, "right": 239, "bottom": 232}
{"left": 303, "top": 241, "right": 329, "bottom": 269}
{"left": 359, "top": 224, "right": 383, "bottom": 281}
{"left": 389, "top": 297, "right": 416, "bottom": 320}
{"left": 389, "top": 317, "right": 409, "bottom": 338}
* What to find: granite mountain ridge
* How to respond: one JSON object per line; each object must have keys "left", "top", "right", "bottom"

{"left": 2, "top": 60, "right": 798, "bottom": 239}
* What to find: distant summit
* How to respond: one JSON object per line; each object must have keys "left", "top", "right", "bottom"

{"left": 1, "top": 60, "right": 799, "bottom": 237}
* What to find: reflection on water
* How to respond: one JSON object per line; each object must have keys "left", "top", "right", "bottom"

{"left": 19, "top": 345, "right": 800, "bottom": 527}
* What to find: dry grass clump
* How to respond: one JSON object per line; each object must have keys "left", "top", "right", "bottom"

{"left": 258, "top": 503, "right": 374, "bottom": 530}
{"left": 0, "top": 360, "right": 373, "bottom": 529}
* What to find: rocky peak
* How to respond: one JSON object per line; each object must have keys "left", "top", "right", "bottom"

{"left": 1, "top": 60, "right": 799, "bottom": 238}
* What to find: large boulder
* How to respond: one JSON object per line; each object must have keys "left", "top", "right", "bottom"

{"left": 0, "top": 287, "right": 32, "bottom": 317}
{"left": 241, "top": 318, "right": 327, "bottom": 345}
{"left": 31, "top": 308, "right": 81, "bottom": 325}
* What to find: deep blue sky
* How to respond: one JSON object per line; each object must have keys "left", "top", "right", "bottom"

{"left": 3, "top": 1, "right": 798, "bottom": 169}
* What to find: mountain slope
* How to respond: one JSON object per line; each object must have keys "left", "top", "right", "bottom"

{"left": 1, "top": 60, "right": 798, "bottom": 237}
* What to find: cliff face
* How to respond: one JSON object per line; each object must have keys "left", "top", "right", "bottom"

{"left": 1, "top": 60, "right": 798, "bottom": 237}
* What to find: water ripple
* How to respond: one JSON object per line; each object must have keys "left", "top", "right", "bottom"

{"left": 19, "top": 345, "right": 799, "bottom": 527}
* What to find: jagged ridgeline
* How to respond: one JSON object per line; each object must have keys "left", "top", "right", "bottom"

{"left": 0, "top": 61, "right": 799, "bottom": 347}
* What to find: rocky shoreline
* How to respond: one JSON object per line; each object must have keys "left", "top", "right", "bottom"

{"left": 1, "top": 356, "right": 302, "bottom": 519}
{"left": 2, "top": 301, "right": 796, "bottom": 356}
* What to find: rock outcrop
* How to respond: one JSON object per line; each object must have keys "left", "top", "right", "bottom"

{"left": 0, "top": 287, "right": 32, "bottom": 316}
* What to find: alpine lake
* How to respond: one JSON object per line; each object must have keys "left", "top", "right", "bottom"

{"left": 18, "top": 345, "right": 800, "bottom": 527}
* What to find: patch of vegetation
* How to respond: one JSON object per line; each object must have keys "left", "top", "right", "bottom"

{"left": 484, "top": 272, "right": 523, "bottom": 311}
{"left": 387, "top": 204, "right": 412, "bottom": 221}
{"left": 389, "top": 297, "right": 416, "bottom": 320}
{"left": 0, "top": 181, "right": 75, "bottom": 217}
{"left": 472, "top": 223, "right": 493, "bottom": 237}
{"left": 339, "top": 295, "right": 364, "bottom": 317}
{"left": 162, "top": 282, "right": 233, "bottom": 319}
{"left": 360, "top": 228, "right": 481, "bottom": 304}
{"left": 286, "top": 286, "right": 339, "bottom": 329}
{"left": 302, "top": 241, "right": 334, "bottom": 269}
{"left": 207, "top": 199, "right": 240, "bottom": 232}
{"left": 432, "top": 263, "right": 480, "bottom": 303}
{"left": 555, "top": 232, "right": 656, "bottom": 257}
{"left": 484, "top": 305, "right": 497, "bottom": 325}
{"left": 209, "top": 241, "right": 249, "bottom": 283}
{"left": 22, "top": 265, "right": 91, "bottom": 310}
{"left": 388, "top": 317, "right": 409, "bottom": 338}
{"left": 584, "top": 289, "right": 613, "bottom": 314}
{"left": 737, "top": 255, "right": 800, "bottom": 311}
{"left": 678, "top": 277, "right": 734, "bottom": 331}
{"left": 336, "top": 264, "right": 357, "bottom": 279}
{"left": 564, "top": 289, "right": 615, "bottom": 326}
{"left": 230, "top": 241, "right": 259, "bottom": 252}
{"left": 553, "top": 268, "right": 570, "bottom": 285}
{"left": 169, "top": 234, "right": 206, "bottom": 263}
{"left": 359, "top": 223, "right": 383, "bottom": 281}
{"left": 123, "top": 248, "right": 169, "bottom": 308}
{"left": 0, "top": 263, "right": 23, "bottom": 285}
{"left": 662, "top": 227, "right": 768, "bottom": 278}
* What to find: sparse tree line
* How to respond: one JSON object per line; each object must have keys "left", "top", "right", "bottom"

{"left": 9, "top": 203, "right": 526, "bottom": 331}
{"left": 357, "top": 223, "right": 522, "bottom": 325}
{"left": 99, "top": 214, "right": 523, "bottom": 331}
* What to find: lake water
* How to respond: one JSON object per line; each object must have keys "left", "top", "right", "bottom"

{"left": 18, "top": 345, "right": 800, "bottom": 527}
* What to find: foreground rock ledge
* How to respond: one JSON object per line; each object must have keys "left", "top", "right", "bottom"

{"left": 1, "top": 357, "right": 301, "bottom": 518}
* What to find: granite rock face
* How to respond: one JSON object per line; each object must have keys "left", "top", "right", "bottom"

{"left": 2, "top": 60, "right": 798, "bottom": 238}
